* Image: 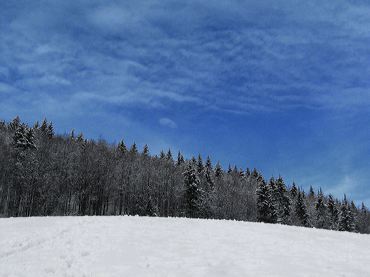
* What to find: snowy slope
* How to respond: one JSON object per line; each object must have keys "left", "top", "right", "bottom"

{"left": 0, "top": 216, "right": 369, "bottom": 277}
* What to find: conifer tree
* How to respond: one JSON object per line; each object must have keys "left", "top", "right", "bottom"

{"left": 197, "top": 154, "right": 204, "bottom": 174}
{"left": 338, "top": 195, "right": 355, "bottom": 232}
{"left": 273, "top": 176, "right": 291, "bottom": 225}
{"left": 214, "top": 162, "right": 223, "bottom": 178}
{"left": 166, "top": 149, "right": 172, "bottom": 161}
{"left": 142, "top": 144, "right": 149, "bottom": 157}
{"left": 327, "top": 194, "right": 339, "bottom": 230}
{"left": 176, "top": 151, "right": 185, "bottom": 166}
{"left": 256, "top": 180, "right": 277, "bottom": 223}
{"left": 183, "top": 162, "right": 201, "bottom": 218}
{"left": 40, "top": 118, "right": 48, "bottom": 133}
{"left": 245, "top": 168, "right": 251, "bottom": 178}
{"left": 295, "top": 192, "right": 310, "bottom": 227}
{"left": 117, "top": 140, "right": 127, "bottom": 153}
{"left": 290, "top": 182, "right": 298, "bottom": 198}
{"left": 315, "top": 188, "right": 327, "bottom": 229}
{"left": 129, "top": 143, "right": 138, "bottom": 154}
{"left": 308, "top": 186, "right": 315, "bottom": 199}
{"left": 9, "top": 116, "right": 21, "bottom": 130}
{"left": 204, "top": 156, "right": 214, "bottom": 190}
{"left": 13, "top": 125, "right": 29, "bottom": 150}
{"left": 47, "top": 122, "right": 54, "bottom": 139}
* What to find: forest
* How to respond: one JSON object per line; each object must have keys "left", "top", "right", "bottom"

{"left": 0, "top": 116, "right": 369, "bottom": 233}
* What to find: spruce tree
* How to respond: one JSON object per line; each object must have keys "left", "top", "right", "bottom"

{"left": 142, "top": 144, "right": 149, "bottom": 157}
{"left": 327, "top": 194, "right": 339, "bottom": 230}
{"left": 9, "top": 116, "right": 21, "bottom": 130}
{"left": 183, "top": 162, "right": 201, "bottom": 218}
{"left": 176, "top": 151, "right": 185, "bottom": 166}
{"left": 47, "top": 122, "right": 54, "bottom": 139}
{"left": 256, "top": 180, "right": 277, "bottom": 223}
{"left": 315, "top": 188, "right": 327, "bottom": 229}
{"left": 197, "top": 154, "right": 204, "bottom": 174}
{"left": 290, "top": 182, "right": 298, "bottom": 198}
{"left": 166, "top": 149, "right": 172, "bottom": 161}
{"left": 117, "top": 140, "right": 127, "bottom": 153}
{"left": 273, "top": 176, "right": 291, "bottom": 225}
{"left": 338, "top": 195, "right": 355, "bottom": 232}
{"left": 129, "top": 143, "right": 138, "bottom": 154}
{"left": 295, "top": 192, "right": 310, "bottom": 227}
{"left": 245, "top": 168, "right": 251, "bottom": 178}
{"left": 214, "top": 162, "right": 223, "bottom": 178}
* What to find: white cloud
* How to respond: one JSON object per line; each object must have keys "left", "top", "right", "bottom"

{"left": 159, "top": 117, "right": 177, "bottom": 129}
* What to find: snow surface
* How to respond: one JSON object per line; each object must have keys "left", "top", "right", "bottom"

{"left": 0, "top": 216, "right": 370, "bottom": 277}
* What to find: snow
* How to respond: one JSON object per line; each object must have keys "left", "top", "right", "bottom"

{"left": 0, "top": 216, "right": 370, "bottom": 277}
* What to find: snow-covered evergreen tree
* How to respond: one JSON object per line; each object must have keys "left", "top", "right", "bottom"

{"left": 327, "top": 194, "right": 339, "bottom": 230}
{"left": 273, "top": 176, "right": 291, "bottom": 225}
{"left": 176, "top": 151, "right": 185, "bottom": 166}
{"left": 142, "top": 144, "right": 149, "bottom": 157}
{"left": 214, "top": 162, "right": 223, "bottom": 178}
{"left": 197, "top": 154, "right": 204, "bottom": 174}
{"left": 290, "top": 182, "right": 298, "bottom": 199}
{"left": 315, "top": 188, "right": 327, "bottom": 229}
{"left": 338, "top": 195, "right": 355, "bottom": 232}
{"left": 117, "top": 140, "right": 127, "bottom": 153}
{"left": 295, "top": 192, "right": 310, "bottom": 227}
{"left": 183, "top": 162, "right": 201, "bottom": 218}
{"left": 256, "top": 180, "right": 276, "bottom": 223}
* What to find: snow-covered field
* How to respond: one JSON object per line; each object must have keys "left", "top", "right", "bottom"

{"left": 0, "top": 216, "right": 369, "bottom": 277}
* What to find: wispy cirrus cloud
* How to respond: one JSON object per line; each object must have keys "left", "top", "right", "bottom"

{"left": 2, "top": 0, "right": 370, "bottom": 116}
{"left": 159, "top": 117, "right": 177, "bottom": 129}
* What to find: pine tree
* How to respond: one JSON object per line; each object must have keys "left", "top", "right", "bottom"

{"left": 166, "top": 149, "right": 173, "bottom": 161}
{"left": 9, "top": 116, "right": 21, "bottom": 130}
{"left": 308, "top": 186, "right": 315, "bottom": 199}
{"left": 13, "top": 125, "right": 36, "bottom": 150}
{"left": 176, "top": 151, "right": 185, "bottom": 166}
{"left": 214, "top": 162, "right": 223, "bottom": 178}
{"left": 13, "top": 125, "right": 28, "bottom": 150}
{"left": 290, "top": 182, "right": 298, "bottom": 198}
{"left": 130, "top": 142, "right": 138, "bottom": 154}
{"left": 358, "top": 203, "right": 369, "bottom": 233}
{"left": 315, "top": 188, "right": 327, "bottom": 229}
{"left": 142, "top": 144, "right": 149, "bottom": 157}
{"left": 25, "top": 128, "right": 37, "bottom": 150}
{"left": 40, "top": 118, "right": 48, "bottom": 133}
{"left": 273, "top": 176, "right": 291, "bottom": 225}
{"left": 204, "top": 156, "right": 214, "bottom": 190}
{"left": 338, "top": 195, "right": 355, "bottom": 232}
{"left": 197, "top": 154, "right": 204, "bottom": 174}
{"left": 256, "top": 180, "right": 277, "bottom": 223}
{"left": 245, "top": 168, "right": 251, "bottom": 178}
{"left": 183, "top": 162, "right": 201, "bottom": 218}
{"left": 47, "top": 122, "right": 54, "bottom": 139}
{"left": 327, "top": 194, "right": 339, "bottom": 230}
{"left": 117, "top": 140, "right": 127, "bottom": 153}
{"left": 295, "top": 192, "right": 310, "bottom": 227}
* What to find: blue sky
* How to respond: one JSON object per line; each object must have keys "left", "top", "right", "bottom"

{"left": 1, "top": 1, "right": 370, "bottom": 205}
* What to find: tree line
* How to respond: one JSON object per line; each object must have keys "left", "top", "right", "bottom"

{"left": 0, "top": 117, "right": 369, "bottom": 233}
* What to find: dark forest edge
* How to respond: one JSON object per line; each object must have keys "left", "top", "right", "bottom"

{"left": 0, "top": 116, "right": 369, "bottom": 234}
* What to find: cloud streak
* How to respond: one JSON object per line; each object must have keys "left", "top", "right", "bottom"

{"left": 1, "top": 0, "right": 370, "bottom": 116}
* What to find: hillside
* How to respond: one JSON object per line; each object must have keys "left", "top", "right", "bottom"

{"left": 1, "top": 216, "right": 369, "bottom": 276}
